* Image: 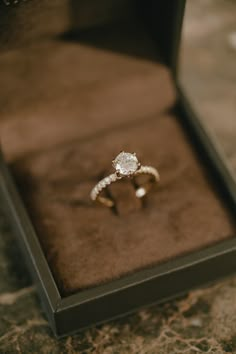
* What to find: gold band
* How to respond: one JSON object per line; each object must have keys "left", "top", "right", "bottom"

{"left": 90, "top": 165, "right": 160, "bottom": 208}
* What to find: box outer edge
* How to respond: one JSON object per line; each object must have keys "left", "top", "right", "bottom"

{"left": 54, "top": 239, "right": 236, "bottom": 336}
{"left": 0, "top": 151, "right": 61, "bottom": 333}
{"left": 176, "top": 88, "right": 236, "bottom": 213}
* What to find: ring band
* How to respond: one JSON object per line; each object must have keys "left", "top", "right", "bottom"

{"left": 90, "top": 151, "right": 160, "bottom": 207}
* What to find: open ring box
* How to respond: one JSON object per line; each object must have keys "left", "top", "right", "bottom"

{"left": 0, "top": 0, "right": 236, "bottom": 337}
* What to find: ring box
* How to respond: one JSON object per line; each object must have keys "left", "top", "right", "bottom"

{"left": 0, "top": 0, "right": 236, "bottom": 337}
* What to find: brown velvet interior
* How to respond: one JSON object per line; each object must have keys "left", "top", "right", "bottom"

{"left": 0, "top": 20, "right": 235, "bottom": 296}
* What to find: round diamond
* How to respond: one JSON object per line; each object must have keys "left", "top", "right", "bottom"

{"left": 113, "top": 152, "right": 139, "bottom": 176}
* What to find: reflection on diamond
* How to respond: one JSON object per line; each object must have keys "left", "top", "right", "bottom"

{"left": 113, "top": 152, "right": 139, "bottom": 176}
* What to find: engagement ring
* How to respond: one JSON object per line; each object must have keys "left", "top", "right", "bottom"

{"left": 90, "top": 151, "right": 160, "bottom": 207}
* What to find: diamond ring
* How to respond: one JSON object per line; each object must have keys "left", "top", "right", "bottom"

{"left": 90, "top": 151, "right": 160, "bottom": 207}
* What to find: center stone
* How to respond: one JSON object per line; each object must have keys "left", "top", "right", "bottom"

{"left": 113, "top": 152, "right": 139, "bottom": 176}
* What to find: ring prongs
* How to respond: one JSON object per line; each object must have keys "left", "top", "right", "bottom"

{"left": 115, "top": 171, "right": 122, "bottom": 179}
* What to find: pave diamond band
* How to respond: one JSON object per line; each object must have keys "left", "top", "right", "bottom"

{"left": 90, "top": 152, "right": 160, "bottom": 207}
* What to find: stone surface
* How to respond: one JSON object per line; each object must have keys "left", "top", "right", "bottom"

{"left": 0, "top": 1, "right": 236, "bottom": 353}
{"left": 113, "top": 152, "right": 139, "bottom": 176}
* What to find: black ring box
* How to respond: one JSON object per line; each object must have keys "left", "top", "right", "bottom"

{"left": 0, "top": 0, "right": 236, "bottom": 337}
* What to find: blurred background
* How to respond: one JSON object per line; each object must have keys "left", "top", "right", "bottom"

{"left": 181, "top": 0, "right": 236, "bottom": 178}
